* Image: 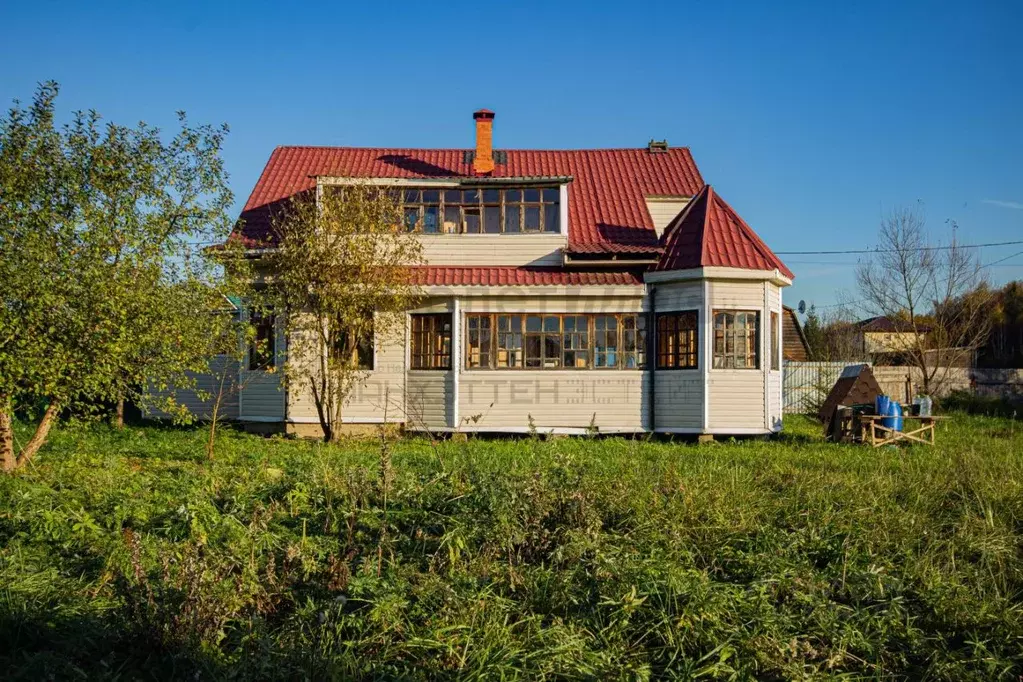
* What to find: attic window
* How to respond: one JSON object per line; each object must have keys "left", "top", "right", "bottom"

{"left": 402, "top": 186, "right": 559, "bottom": 234}
{"left": 647, "top": 139, "right": 669, "bottom": 153}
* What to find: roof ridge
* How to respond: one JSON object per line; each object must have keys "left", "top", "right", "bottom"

{"left": 271, "top": 144, "right": 694, "bottom": 153}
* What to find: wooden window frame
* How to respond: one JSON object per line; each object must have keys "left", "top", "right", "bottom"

{"left": 330, "top": 317, "right": 375, "bottom": 371}
{"left": 400, "top": 186, "right": 559, "bottom": 235}
{"left": 712, "top": 310, "right": 760, "bottom": 370}
{"left": 655, "top": 311, "right": 699, "bottom": 370}
{"left": 465, "top": 314, "right": 492, "bottom": 369}
{"left": 410, "top": 313, "right": 452, "bottom": 370}
{"left": 248, "top": 308, "right": 276, "bottom": 371}
{"left": 462, "top": 313, "right": 646, "bottom": 371}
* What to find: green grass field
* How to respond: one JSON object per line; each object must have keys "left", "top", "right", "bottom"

{"left": 2, "top": 414, "right": 1022, "bottom": 680}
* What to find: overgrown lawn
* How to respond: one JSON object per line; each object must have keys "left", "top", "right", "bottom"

{"left": 2, "top": 415, "right": 1022, "bottom": 679}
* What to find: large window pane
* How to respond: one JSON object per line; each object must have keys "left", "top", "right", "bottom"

{"left": 423, "top": 206, "right": 439, "bottom": 233}
{"left": 563, "top": 315, "right": 588, "bottom": 368}
{"left": 594, "top": 315, "right": 619, "bottom": 368}
{"left": 466, "top": 315, "right": 492, "bottom": 368}
{"left": 443, "top": 206, "right": 460, "bottom": 233}
{"left": 505, "top": 205, "right": 521, "bottom": 233}
{"left": 484, "top": 206, "right": 501, "bottom": 233}
{"left": 657, "top": 311, "right": 698, "bottom": 369}
{"left": 496, "top": 315, "right": 523, "bottom": 368}
{"left": 713, "top": 310, "right": 758, "bottom": 369}
{"left": 411, "top": 313, "right": 452, "bottom": 370}
{"left": 524, "top": 206, "right": 541, "bottom": 231}
{"left": 543, "top": 205, "right": 559, "bottom": 232}
{"left": 464, "top": 208, "right": 481, "bottom": 234}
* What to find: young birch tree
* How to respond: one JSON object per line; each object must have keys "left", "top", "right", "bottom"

{"left": 856, "top": 207, "right": 992, "bottom": 394}
{"left": 267, "top": 184, "right": 423, "bottom": 442}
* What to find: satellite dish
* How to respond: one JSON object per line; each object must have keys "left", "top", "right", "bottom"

{"left": 797, "top": 300, "right": 806, "bottom": 314}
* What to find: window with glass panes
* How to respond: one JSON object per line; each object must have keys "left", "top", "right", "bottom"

{"left": 656, "top": 312, "right": 699, "bottom": 369}
{"left": 770, "top": 311, "right": 780, "bottom": 371}
{"left": 401, "top": 186, "right": 560, "bottom": 234}
{"left": 329, "top": 316, "right": 374, "bottom": 370}
{"left": 464, "top": 313, "right": 646, "bottom": 370}
{"left": 465, "top": 314, "right": 492, "bottom": 369}
{"left": 410, "top": 314, "right": 452, "bottom": 369}
{"left": 713, "top": 310, "right": 759, "bottom": 369}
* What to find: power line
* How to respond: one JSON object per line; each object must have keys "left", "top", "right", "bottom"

{"left": 773, "top": 240, "right": 1023, "bottom": 255}
{"left": 802, "top": 250, "right": 1023, "bottom": 311}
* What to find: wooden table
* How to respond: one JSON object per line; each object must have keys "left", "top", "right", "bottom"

{"left": 860, "top": 414, "right": 948, "bottom": 447}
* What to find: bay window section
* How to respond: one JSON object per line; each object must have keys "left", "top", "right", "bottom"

{"left": 656, "top": 311, "right": 698, "bottom": 369}
{"left": 410, "top": 313, "right": 452, "bottom": 370}
{"left": 713, "top": 310, "right": 759, "bottom": 369}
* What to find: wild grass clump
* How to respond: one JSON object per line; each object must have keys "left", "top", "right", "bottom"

{"left": 1, "top": 415, "right": 1022, "bottom": 679}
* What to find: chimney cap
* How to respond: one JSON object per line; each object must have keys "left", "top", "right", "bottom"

{"left": 647, "top": 139, "right": 669, "bottom": 153}
{"left": 473, "top": 109, "right": 495, "bottom": 120}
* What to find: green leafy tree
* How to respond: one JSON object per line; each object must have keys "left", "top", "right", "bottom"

{"left": 802, "top": 305, "right": 824, "bottom": 360}
{"left": 0, "top": 81, "right": 244, "bottom": 470}
{"left": 266, "top": 184, "right": 424, "bottom": 442}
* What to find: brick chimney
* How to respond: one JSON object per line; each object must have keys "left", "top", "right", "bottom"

{"left": 472, "top": 109, "right": 495, "bottom": 175}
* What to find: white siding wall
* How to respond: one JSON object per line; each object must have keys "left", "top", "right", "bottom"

{"left": 419, "top": 234, "right": 565, "bottom": 266}
{"left": 460, "top": 371, "right": 648, "bottom": 432}
{"left": 707, "top": 372, "right": 766, "bottom": 430}
{"left": 705, "top": 280, "right": 770, "bottom": 432}
{"left": 239, "top": 371, "right": 285, "bottom": 420}
{"left": 652, "top": 281, "right": 705, "bottom": 430}
{"left": 653, "top": 372, "right": 703, "bottom": 430}
{"left": 768, "top": 284, "right": 783, "bottom": 431}
{"left": 238, "top": 316, "right": 286, "bottom": 420}
{"left": 287, "top": 316, "right": 407, "bottom": 424}
{"left": 655, "top": 281, "right": 702, "bottom": 311}
{"left": 146, "top": 355, "right": 241, "bottom": 421}
{"left": 406, "top": 372, "right": 453, "bottom": 430}
{"left": 644, "top": 197, "right": 691, "bottom": 238}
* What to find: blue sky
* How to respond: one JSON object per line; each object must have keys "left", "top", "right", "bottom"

{"left": 2, "top": 0, "right": 1021, "bottom": 310}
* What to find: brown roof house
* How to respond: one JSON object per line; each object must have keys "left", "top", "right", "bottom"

{"left": 162, "top": 110, "right": 795, "bottom": 436}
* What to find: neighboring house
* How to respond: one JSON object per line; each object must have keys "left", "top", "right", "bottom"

{"left": 180, "top": 110, "right": 795, "bottom": 436}
{"left": 853, "top": 316, "right": 930, "bottom": 358}
{"left": 782, "top": 306, "right": 810, "bottom": 362}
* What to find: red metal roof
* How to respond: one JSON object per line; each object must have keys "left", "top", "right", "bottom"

{"left": 407, "top": 266, "right": 643, "bottom": 287}
{"left": 234, "top": 146, "right": 704, "bottom": 252}
{"left": 655, "top": 185, "right": 794, "bottom": 279}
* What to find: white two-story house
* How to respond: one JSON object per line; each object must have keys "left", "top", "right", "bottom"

{"left": 178, "top": 110, "right": 794, "bottom": 437}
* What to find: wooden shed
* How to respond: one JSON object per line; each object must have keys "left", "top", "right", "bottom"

{"left": 818, "top": 364, "right": 882, "bottom": 423}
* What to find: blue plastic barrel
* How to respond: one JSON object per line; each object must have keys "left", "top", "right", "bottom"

{"left": 892, "top": 401, "right": 903, "bottom": 432}
{"left": 876, "top": 395, "right": 892, "bottom": 428}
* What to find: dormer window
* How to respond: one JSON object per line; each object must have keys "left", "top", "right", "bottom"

{"left": 400, "top": 186, "right": 559, "bottom": 234}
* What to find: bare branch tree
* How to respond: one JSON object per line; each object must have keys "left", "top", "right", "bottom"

{"left": 856, "top": 207, "right": 992, "bottom": 394}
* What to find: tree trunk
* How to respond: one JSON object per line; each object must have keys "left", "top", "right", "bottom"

{"left": 17, "top": 402, "right": 59, "bottom": 468}
{"left": 114, "top": 397, "right": 125, "bottom": 429}
{"left": 0, "top": 399, "right": 15, "bottom": 473}
{"left": 2, "top": 402, "right": 60, "bottom": 472}
{"left": 207, "top": 399, "right": 219, "bottom": 460}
